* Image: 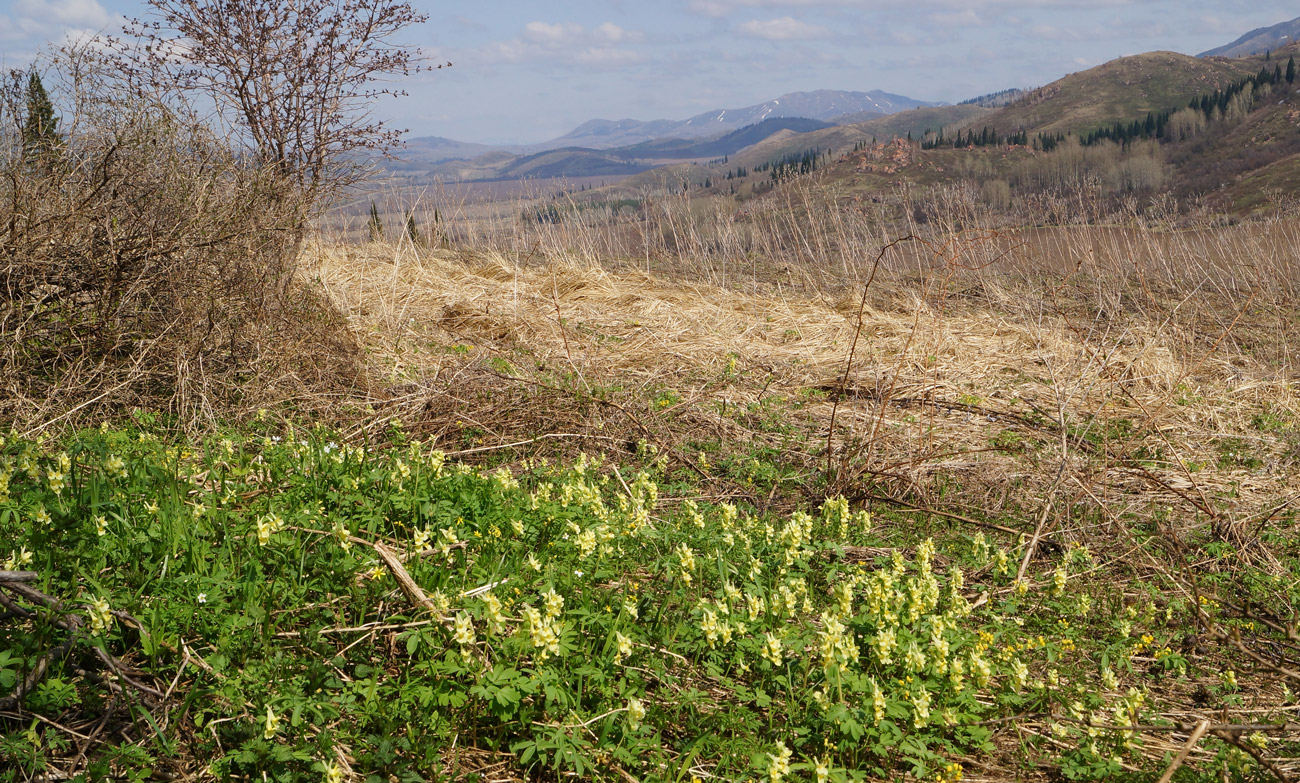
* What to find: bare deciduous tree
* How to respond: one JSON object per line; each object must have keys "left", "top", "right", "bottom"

{"left": 118, "top": 0, "right": 431, "bottom": 213}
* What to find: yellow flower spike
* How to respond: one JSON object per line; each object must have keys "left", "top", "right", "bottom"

{"left": 763, "top": 632, "right": 783, "bottom": 667}
{"left": 263, "top": 704, "right": 280, "bottom": 739}
{"left": 452, "top": 612, "right": 475, "bottom": 646}
{"left": 626, "top": 697, "right": 645, "bottom": 731}
{"left": 768, "top": 741, "right": 792, "bottom": 783}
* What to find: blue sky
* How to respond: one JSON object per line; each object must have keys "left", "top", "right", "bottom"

{"left": 1, "top": 1, "right": 1292, "bottom": 145}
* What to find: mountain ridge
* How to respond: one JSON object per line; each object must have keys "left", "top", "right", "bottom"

{"left": 1199, "top": 16, "right": 1300, "bottom": 58}
{"left": 541, "top": 89, "right": 941, "bottom": 150}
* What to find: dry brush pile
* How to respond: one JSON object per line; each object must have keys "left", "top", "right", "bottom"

{"left": 0, "top": 54, "right": 368, "bottom": 432}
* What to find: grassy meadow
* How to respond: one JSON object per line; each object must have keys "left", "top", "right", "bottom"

{"left": 3, "top": 184, "right": 1300, "bottom": 783}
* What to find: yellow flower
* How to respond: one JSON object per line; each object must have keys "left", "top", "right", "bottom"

{"left": 700, "top": 606, "right": 721, "bottom": 648}
{"left": 626, "top": 697, "right": 645, "bottom": 731}
{"left": 3, "top": 547, "right": 34, "bottom": 570}
{"left": 263, "top": 704, "right": 280, "bottom": 739}
{"left": 322, "top": 760, "right": 344, "bottom": 783}
{"left": 453, "top": 612, "right": 475, "bottom": 646}
{"left": 438, "top": 527, "right": 459, "bottom": 558}
{"left": 483, "top": 594, "right": 506, "bottom": 632}
{"left": 1010, "top": 659, "right": 1029, "bottom": 691}
{"left": 763, "top": 632, "right": 783, "bottom": 667}
{"left": 904, "top": 640, "right": 927, "bottom": 673}
{"left": 614, "top": 632, "right": 634, "bottom": 664}
{"left": 676, "top": 543, "right": 696, "bottom": 585}
{"left": 88, "top": 596, "right": 112, "bottom": 634}
{"left": 257, "top": 512, "right": 285, "bottom": 545}
{"left": 543, "top": 587, "right": 564, "bottom": 619}
{"left": 769, "top": 741, "right": 792, "bottom": 783}
{"left": 912, "top": 686, "right": 932, "bottom": 728}
{"left": 871, "top": 679, "right": 885, "bottom": 724}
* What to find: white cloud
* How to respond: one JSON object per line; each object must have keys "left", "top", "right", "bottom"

{"left": 523, "top": 21, "right": 583, "bottom": 44}
{"left": 594, "top": 22, "right": 629, "bottom": 42}
{"left": 480, "top": 21, "right": 645, "bottom": 68}
{"left": 738, "top": 16, "right": 830, "bottom": 40}
{"left": 929, "top": 9, "right": 984, "bottom": 26}
{"left": 1, "top": 0, "right": 114, "bottom": 44}
{"left": 14, "top": 0, "right": 110, "bottom": 26}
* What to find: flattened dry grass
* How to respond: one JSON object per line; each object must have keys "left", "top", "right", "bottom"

{"left": 306, "top": 227, "right": 1299, "bottom": 533}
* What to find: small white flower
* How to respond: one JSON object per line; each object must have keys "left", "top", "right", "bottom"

{"left": 197, "top": 593, "right": 208, "bottom": 604}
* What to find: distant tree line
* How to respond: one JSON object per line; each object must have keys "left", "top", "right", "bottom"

{"left": 958, "top": 88, "right": 1027, "bottom": 108}
{"left": 754, "top": 148, "right": 827, "bottom": 183}
{"left": 921, "top": 126, "right": 1032, "bottom": 150}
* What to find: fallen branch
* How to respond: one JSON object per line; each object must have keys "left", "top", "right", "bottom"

{"left": 0, "top": 573, "right": 161, "bottom": 711}
{"left": 1156, "top": 719, "right": 1210, "bottom": 783}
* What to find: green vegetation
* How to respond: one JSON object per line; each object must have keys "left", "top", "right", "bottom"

{"left": 5, "top": 421, "right": 1296, "bottom": 781}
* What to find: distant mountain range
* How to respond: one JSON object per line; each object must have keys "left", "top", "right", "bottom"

{"left": 398, "top": 89, "right": 939, "bottom": 166}
{"left": 419, "top": 117, "right": 836, "bottom": 182}
{"left": 543, "top": 90, "right": 937, "bottom": 150}
{"left": 1199, "top": 16, "right": 1300, "bottom": 58}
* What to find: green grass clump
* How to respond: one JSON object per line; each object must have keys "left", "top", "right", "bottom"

{"left": 0, "top": 424, "right": 1292, "bottom": 781}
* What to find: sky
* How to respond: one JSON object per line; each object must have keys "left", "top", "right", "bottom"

{"left": 1, "top": 1, "right": 1294, "bottom": 145}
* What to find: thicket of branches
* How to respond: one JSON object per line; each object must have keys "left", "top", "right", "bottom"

{"left": 0, "top": 0, "right": 429, "bottom": 430}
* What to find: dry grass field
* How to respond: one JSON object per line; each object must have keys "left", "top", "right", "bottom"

{"left": 310, "top": 194, "right": 1300, "bottom": 512}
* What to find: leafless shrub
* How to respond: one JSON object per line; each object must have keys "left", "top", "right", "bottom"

{"left": 0, "top": 49, "right": 365, "bottom": 430}
{"left": 1, "top": 0, "right": 432, "bottom": 430}
{"left": 116, "top": 0, "right": 430, "bottom": 217}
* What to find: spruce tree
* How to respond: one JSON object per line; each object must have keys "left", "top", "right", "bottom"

{"left": 405, "top": 211, "right": 420, "bottom": 244}
{"left": 1287, "top": 56, "right": 1296, "bottom": 84}
{"left": 21, "top": 70, "right": 60, "bottom": 161}
{"left": 368, "top": 201, "right": 384, "bottom": 241}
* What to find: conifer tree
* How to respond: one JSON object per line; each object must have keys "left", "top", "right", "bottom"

{"left": 1287, "top": 56, "right": 1296, "bottom": 84}
{"left": 405, "top": 211, "right": 420, "bottom": 244}
{"left": 368, "top": 201, "right": 384, "bottom": 241}
{"left": 21, "top": 70, "right": 60, "bottom": 162}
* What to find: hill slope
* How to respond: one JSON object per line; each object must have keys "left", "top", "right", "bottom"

{"left": 973, "top": 51, "right": 1258, "bottom": 138}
